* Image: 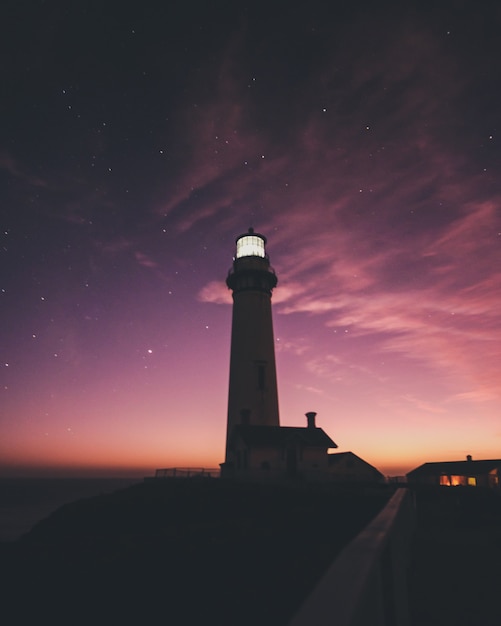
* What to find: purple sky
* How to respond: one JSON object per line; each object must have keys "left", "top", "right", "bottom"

{"left": 1, "top": 1, "right": 500, "bottom": 476}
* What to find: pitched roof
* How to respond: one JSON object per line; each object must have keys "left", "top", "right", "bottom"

{"left": 230, "top": 425, "right": 337, "bottom": 449}
{"left": 407, "top": 459, "right": 501, "bottom": 477}
{"left": 327, "top": 451, "right": 384, "bottom": 477}
{"left": 327, "top": 451, "right": 358, "bottom": 465}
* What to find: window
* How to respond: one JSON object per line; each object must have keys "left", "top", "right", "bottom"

{"left": 467, "top": 476, "right": 476, "bottom": 486}
{"left": 440, "top": 475, "right": 466, "bottom": 486}
{"left": 257, "top": 364, "right": 265, "bottom": 391}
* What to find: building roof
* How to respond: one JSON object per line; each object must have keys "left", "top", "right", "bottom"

{"left": 327, "top": 451, "right": 384, "bottom": 477}
{"left": 407, "top": 459, "right": 501, "bottom": 478}
{"left": 230, "top": 425, "right": 337, "bottom": 449}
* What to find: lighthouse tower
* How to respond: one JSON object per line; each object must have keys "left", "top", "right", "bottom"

{"left": 225, "top": 228, "right": 280, "bottom": 460}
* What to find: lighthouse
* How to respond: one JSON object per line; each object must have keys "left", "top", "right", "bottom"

{"left": 224, "top": 228, "right": 280, "bottom": 461}
{"left": 219, "top": 228, "right": 340, "bottom": 480}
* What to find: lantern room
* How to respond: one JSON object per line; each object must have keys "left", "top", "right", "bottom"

{"left": 235, "top": 228, "right": 266, "bottom": 259}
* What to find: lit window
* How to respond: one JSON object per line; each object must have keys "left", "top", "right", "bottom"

{"left": 467, "top": 476, "right": 476, "bottom": 486}
{"left": 440, "top": 475, "right": 466, "bottom": 486}
{"left": 236, "top": 235, "right": 265, "bottom": 258}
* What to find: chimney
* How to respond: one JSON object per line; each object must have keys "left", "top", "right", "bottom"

{"left": 466, "top": 454, "right": 472, "bottom": 462}
{"left": 305, "top": 412, "right": 317, "bottom": 429}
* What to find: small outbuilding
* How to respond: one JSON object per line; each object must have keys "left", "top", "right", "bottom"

{"left": 407, "top": 455, "right": 501, "bottom": 488}
{"left": 327, "top": 451, "right": 385, "bottom": 483}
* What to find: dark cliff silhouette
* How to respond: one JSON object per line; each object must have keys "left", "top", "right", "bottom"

{"left": 0, "top": 480, "right": 390, "bottom": 626}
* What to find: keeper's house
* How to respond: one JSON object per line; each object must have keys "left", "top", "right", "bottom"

{"left": 407, "top": 455, "right": 501, "bottom": 488}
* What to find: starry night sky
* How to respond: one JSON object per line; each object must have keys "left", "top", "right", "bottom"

{"left": 2, "top": 0, "right": 501, "bottom": 477}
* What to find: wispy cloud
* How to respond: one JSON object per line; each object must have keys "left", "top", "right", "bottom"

{"left": 185, "top": 15, "right": 501, "bottom": 410}
{"left": 0, "top": 151, "right": 48, "bottom": 188}
{"left": 198, "top": 280, "right": 232, "bottom": 305}
{"left": 134, "top": 251, "right": 159, "bottom": 269}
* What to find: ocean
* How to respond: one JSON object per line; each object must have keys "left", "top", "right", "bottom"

{"left": 0, "top": 477, "right": 141, "bottom": 542}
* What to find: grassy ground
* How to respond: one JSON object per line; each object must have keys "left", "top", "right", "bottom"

{"left": 0, "top": 479, "right": 391, "bottom": 626}
{"left": 409, "top": 486, "right": 501, "bottom": 626}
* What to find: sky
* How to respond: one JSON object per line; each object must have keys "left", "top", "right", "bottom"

{"left": 1, "top": 0, "right": 500, "bottom": 478}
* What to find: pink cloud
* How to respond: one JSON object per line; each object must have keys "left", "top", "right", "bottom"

{"left": 197, "top": 280, "right": 232, "bottom": 305}
{"left": 134, "top": 251, "right": 159, "bottom": 269}
{"left": 171, "top": 19, "right": 500, "bottom": 414}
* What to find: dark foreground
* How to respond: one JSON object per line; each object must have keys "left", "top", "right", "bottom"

{"left": 0, "top": 477, "right": 140, "bottom": 541}
{"left": 409, "top": 486, "right": 501, "bottom": 626}
{"left": 0, "top": 479, "right": 390, "bottom": 626}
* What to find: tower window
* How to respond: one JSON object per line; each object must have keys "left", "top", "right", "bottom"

{"left": 257, "top": 363, "right": 266, "bottom": 390}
